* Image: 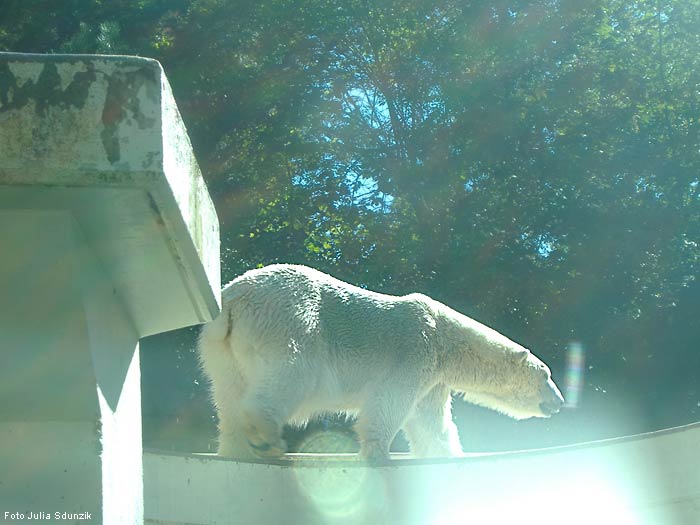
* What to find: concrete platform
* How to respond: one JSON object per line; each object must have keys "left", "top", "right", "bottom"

{"left": 144, "top": 422, "right": 700, "bottom": 525}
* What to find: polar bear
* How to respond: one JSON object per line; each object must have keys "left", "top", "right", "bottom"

{"left": 198, "top": 264, "right": 564, "bottom": 461}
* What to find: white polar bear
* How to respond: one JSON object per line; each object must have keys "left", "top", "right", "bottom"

{"left": 198, "top": 264, "right": 564, "bottom": 462}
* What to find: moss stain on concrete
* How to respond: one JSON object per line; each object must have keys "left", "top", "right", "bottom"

{"left": 0, "top": 56, "right": 159, "bottom": 166}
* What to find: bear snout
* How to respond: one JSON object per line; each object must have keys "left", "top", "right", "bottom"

{"left": 539, "top": 380, "right": 565, "bottom": 416}
{"left": 539, "top": 398, "right": 563, "bottom": 416}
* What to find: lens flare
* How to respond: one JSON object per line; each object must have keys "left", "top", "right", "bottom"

{"left": 292, "top": 431, "right": 387, "bottom": 522}
{"left": 432, "top": 472, "right": 638, "bottom": 525}
{"left": 565, "top": 341, "right": 585, "bottom": 408}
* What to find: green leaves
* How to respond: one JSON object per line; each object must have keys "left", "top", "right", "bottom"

{"left": 4, "top": 0, "right": 700, "bottom": 433}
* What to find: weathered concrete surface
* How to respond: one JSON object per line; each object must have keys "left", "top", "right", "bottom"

{"left": 144, "top": 423, "right": 700, "bottom": 525}
{"left": 0, "top": 52, "right": 220, "bottom": 336}
{"left": 0, "top": 209, "right": 142, "bottom": 524}
{"left": 0, "top": 53, "right": 221, "bottom": 524}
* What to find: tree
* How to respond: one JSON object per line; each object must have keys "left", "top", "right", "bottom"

{"left": 2, "top": 0, "right": 698, "bottom": 451}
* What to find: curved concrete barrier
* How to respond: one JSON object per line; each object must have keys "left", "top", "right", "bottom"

{"left": 144, "top": 422, "right": 700, "bottom": 525}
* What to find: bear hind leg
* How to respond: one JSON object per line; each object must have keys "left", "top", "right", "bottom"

{"left": 238, "top": 367, "right": 307, "bottom": 459}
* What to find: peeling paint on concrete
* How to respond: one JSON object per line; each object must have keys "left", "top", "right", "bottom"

{"left": 0, "top": 54, "right": 163, "bottom": 171}
{"left": 0, "top": 61, "right": 96, "bottom": 116}
{"left": 100, "top": 67, "right": 158, "bottom": 164}
{"left": 7, "top": 61, "right": 44, "bottom": 88}
{"left": 56, "top": 61, "right": 89, "bottom": 91}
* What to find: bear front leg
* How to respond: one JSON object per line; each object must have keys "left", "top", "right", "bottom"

{"left": 402, "top": 384, "right": 463, "bottom": 458}
{"left": 355, "top": 388, "right": 417, "bottom": 464}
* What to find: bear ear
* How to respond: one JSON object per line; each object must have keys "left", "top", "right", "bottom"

{"left": 423, "top": 313, "right": 437, "bottom": 329}
{"left": 515, "top": 349, "right": 529, "bottom": 364}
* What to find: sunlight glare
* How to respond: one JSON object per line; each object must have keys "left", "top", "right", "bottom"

{"left": 432, "top": 471, "right": 638, "bottom": 525}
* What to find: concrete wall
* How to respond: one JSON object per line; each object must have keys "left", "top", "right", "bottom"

{"left": 144, "top": 422, "right": 700, "bottom": 525}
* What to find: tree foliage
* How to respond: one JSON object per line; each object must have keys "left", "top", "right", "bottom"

{"left": 3, "top": 0, "right": 699, "bottom": 449}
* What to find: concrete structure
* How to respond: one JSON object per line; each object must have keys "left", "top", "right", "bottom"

{"left": 3, "top": 51, "right": 699, "bottom": 525}
{"left": 144, "top": 422, "right": 700, "bottom": 525}
{"left": 0, "top": 53, "right": 220, "bottom": 523}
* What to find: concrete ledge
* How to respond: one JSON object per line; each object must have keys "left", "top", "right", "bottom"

{"left": 144, "top": 422, "right": 700, "bottom": 525}
{"left": 0, "top": 52, "right": 221, "bottom": 523}
{"left": 0, "top": 52, "right": 220, "bottom": 336}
